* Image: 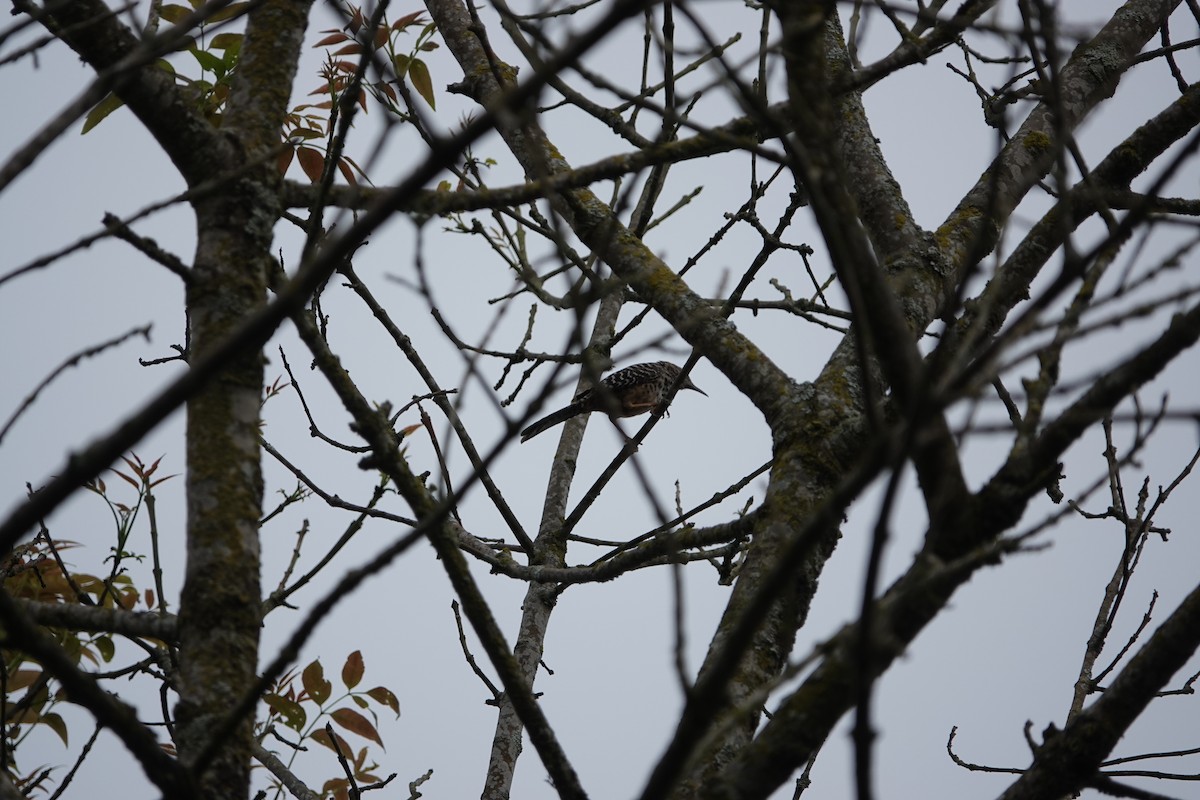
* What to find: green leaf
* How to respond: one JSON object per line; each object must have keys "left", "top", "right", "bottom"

{"left": 210, "top": 33, "right": 243, "bottom": 51}
{"left": 288, "top": 127, "right": 325, "bottom": 141}
{"left": 330, "top": 707, "right": 382, "bottom": 746}
{"left": 189, "top": 47, "right": 224, "bottom": 75}
{"left": 342, "top": 650, "right": 363, "bottom": 689}
{"left": 94, "top": 635, "right": 115, "bottom": 663}
{"left": 82, "top": 93, "right": 126, "bottom": 134}
{"left": 207, "top": 2, "right": 250, "bottom": 22}
{"left": 158, "top": 4, "right": 192, "bottom": 23}
{"left": 41, "top": 712, "right": 69, "bottom": 747}
{"left": 23, "top": 681, "right": 49, "bottom": 715}
{"left": 302, "top": 659, "right": 331, "bottom": 705}
{"left": 264, "top": 692, "right": 307, "bottom": 731}
{"left": 408, "top": 58, "right": 435, "bottom": 109}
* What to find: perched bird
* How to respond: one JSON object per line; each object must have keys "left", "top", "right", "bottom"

{"left": 520, "top": 361, "right": 706, "bottom": 443}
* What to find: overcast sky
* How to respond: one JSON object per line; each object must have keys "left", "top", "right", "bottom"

{"left": 2, "top": 2, "right": 1199, "bottom": 799}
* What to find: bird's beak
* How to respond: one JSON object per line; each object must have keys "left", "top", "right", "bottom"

{"left": 688, "top": 383, "right": 707, "bottom": 397}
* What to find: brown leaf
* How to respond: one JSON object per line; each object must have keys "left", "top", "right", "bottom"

{"left": 8, "top": 669, "right": 42, "bottom": 691}
{"left": 342, "top": 650, "right": 364, "bottom": 689}
{"left": 366, "top": 686, "right": 400, "bottom": 718}
{"left": 330, "top": 707, "right": 382, "bottom": 746}
{"left": 311, "top": 727, "right": 351, "bottom": 754}
{"left": 302, "top": 659, "right": 332, "bottom": 705}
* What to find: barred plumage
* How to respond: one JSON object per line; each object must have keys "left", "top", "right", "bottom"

{"left": 520, "top": 361, "right": 706, "bottom": 443}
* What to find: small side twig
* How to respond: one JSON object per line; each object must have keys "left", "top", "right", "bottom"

{"left": 0, "top": 325, "right": 152, "bottom": 447}
{"left": 102, "top": 213, "right": 191, "bottom": 281}
{"left": 450, "top": 600, "right": 502, "bottom": 703}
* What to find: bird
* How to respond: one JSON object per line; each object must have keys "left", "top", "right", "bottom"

{"left": 520, "top": 361, "right": 706, "bottom": 443}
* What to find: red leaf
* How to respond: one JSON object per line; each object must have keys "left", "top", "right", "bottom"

{"left": 392, "top": 11, "right": 425, "bottom": 30}
{"left": 121, "top": 454, "right": 143, "bottom": 477}
{"left": 314, "top": 32, "right": 351, "bottom": 47}
{"left": 336, "top": 158, "right": 358, "bottom": 186}
{"left": 148, "top": 471, "right": 178, "bottom": 489}
{"left": 296, "top": 146, "right": 326, "bottom": 182}
{"left": 277, "top": 146, "right": 295, "bottom": 176}
{"left": 113, "top": 468, "right": 139, "bottom": 489}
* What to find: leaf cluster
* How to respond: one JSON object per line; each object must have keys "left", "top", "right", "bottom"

{"left": 261, "top": 650, "right": 402, "bottom": 800}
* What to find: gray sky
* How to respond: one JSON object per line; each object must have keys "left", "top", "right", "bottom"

{"left": 2, "top": 2, "right": 1199, "bottom": 799}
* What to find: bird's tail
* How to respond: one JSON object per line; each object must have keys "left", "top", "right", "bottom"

{"left": 520, "top": 403, "right": 584, "bottom": 443}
